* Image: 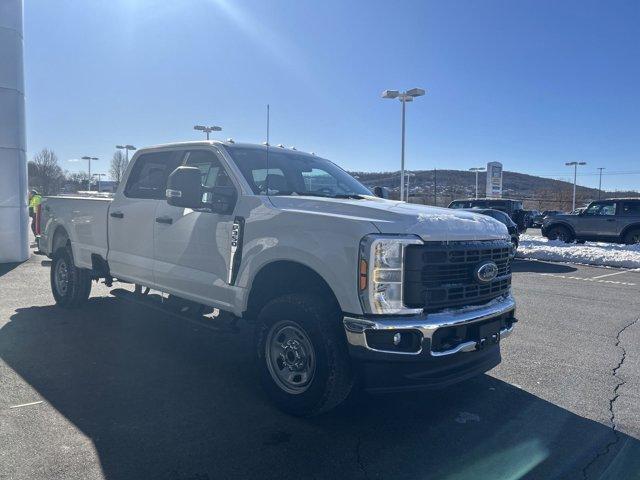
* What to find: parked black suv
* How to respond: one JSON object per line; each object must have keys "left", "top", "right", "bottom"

{"left": 463, "top": 208, "right": 520, "bottom": 249}
{"left": 449, "top": 198, "right": 527, "bottom": 233}
{"left": 542, "top": 198, "right": 640, "bottom": 244}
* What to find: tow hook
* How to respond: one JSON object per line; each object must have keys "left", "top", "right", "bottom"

{"left": 475, "top": 332, "right": 500, "bottom": 351}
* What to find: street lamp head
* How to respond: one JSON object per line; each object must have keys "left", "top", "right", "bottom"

{"left": 579, "top": 162, "right": 587, "bottom": 165}
{"left": 194, "top": 125, "right": 206, "bottom": 131}
{"left": 406, "top": 88, "right": 426, "bottom": 97}
{"left": 381, "top": 90, "right": 400, "bottom": 99}
{"left": 469, "top": 167, "right": 485, "bottom": 172}
{"left": 125, "top": 145, "right": 136, "bottom": 150}
{"left": 115, "top": 145, "right": 124, "bottom": 149}
{"left": 81, "top": 156, "right": 91, "bottom": 160}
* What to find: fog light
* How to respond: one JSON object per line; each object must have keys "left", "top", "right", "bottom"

{"left": 393, "top": 332, "right": 402, "bottom": 345}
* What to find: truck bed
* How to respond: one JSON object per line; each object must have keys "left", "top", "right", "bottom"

{"left": 39, "top": 195, "right": 112, "bottom": 270}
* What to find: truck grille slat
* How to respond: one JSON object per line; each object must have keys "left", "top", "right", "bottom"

{"left": 404, "top": 240, "right": 512, "bottom": 312}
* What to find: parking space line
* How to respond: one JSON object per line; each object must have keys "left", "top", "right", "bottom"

{"left": 539, "top": 273, "right": 636, "bottom": 286}
{"left": 591, "top": 268, "right": 640, "bottom": 280}
{"left": 9, "top": 400, "right": 44, "bottom": 409}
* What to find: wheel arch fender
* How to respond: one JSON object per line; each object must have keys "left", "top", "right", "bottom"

{"left": 51, "top": 225, "right": 71, "bottom": 253}
{"left": 545, "top": 221, "right": 576, "bottom": 236}
{"left": 620, "top": 223, "right": 640, "bottom": 240}
{"left": 242, "top": 258, "right": 348, "bottom": 321}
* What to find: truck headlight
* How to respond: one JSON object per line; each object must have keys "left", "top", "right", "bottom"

{"left": 358, "top": 235, "right": 424, "bottom": 315}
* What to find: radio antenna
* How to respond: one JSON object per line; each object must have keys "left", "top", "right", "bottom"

{"left": 265, "top": 104, "right": 270, "bottom": 195}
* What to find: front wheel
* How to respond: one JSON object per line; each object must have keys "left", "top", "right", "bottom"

{"left": 546, "top": 225, "right": 574, "bottom": 243}
{"left": 51, "top": 246, "right": 92, "bottom": 308}
{"left": 255, "top": 293, "right": 353, "bottom": 416}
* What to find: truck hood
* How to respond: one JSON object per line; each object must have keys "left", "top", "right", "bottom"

{"left": 269, "top": 196, "right": 509, "bottom": 242}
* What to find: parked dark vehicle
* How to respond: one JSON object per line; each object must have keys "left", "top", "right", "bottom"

{"left": 531, "top": 210, "right": 563, "bottom": 228}
{"left": 449, "top": 198, "right": 527, "bottom": 233}
{"left": 464, "top": 208, "right": 520, "bottom": 249}
{"left": 542, "top": 198, "right": 640, "bottom": 244}
{"left": 525, "top": 210, "right": 540, "bottom": 228}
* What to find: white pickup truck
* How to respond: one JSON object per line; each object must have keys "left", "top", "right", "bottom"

{"left": 39, "top": 141, "right": 517, "bottom": 415}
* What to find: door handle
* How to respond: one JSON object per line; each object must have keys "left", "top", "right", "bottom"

{"left": 110, "top": 211, "right": 124, "bottom": 219}
{"left": 155, "top": 216, "right": 173, "bottom": 225}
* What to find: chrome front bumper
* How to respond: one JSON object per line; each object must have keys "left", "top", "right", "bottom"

{"left": 343, "top": 294, "right": 516, "bottom": 359}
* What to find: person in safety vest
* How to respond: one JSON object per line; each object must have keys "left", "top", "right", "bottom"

{"left": 28, "top": 190, "right": 42, "bottom": 235}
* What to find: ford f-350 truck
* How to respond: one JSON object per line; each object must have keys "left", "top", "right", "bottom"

{"left": 39, "top": 141, "right": 517, "bottom": 415}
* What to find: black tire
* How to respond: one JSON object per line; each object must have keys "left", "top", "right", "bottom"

{"left": 51, "top": 246, "right": 92, "bottom": 308}
{"left": 546, "top": 225, "right": 574, "bottom": 243}
{"left": 255, "top": 293, "right": 353, "bottom": 416}
{"left": 623, "top": 228, "right": 640, "bottom": 245}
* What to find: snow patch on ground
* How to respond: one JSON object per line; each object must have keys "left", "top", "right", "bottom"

{"left": 517, "top": 234, "right": 640, "bottom": 268}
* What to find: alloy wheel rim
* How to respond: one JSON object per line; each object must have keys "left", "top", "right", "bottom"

{"left": 265, "top": 321, "right": 316, "bottom": 394}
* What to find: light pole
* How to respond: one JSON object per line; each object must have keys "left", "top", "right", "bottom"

{"left": 116, "top": 144, "right": 136, "bottom": 163}
{"left": 381, "top": 88, "right": 426, "bottom": 201}
{"left": 597, "top": 167, "right": 605, "bottom": 199}
{"left": 405, "top": 172, "right": 415, "bottom": 202}
{"left": 93, "top": 173, "right": 106, "bottom": 192}
{"left": 469, "top": 167, "right": 485, "bottom": 199}
{"left": 565, "top": 161, "right": 586, "bottom": 211}
{"left": 81, "top": 156, "right": 98, "bottom": 191}
{"left": 194, "top": 125, "right": 222, "bottom": 140}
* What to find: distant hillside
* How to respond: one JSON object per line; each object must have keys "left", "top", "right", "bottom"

{"left": 351, "top": 169, "right": 639, "bottom": 210}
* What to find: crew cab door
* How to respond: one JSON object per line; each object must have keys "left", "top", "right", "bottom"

{"left": 153, "top": 148, "right": 238, "bottom": 309}
{"left": 107, "top": 150, "right": 183, "bottom": 286}
{"left": 579, "top": 201, "right": 619, "bottom": 237}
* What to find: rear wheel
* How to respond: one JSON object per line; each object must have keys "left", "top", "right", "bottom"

{"left": 51, "top": 246, "right": 92, "bottom": 308}
{"left": 255, "top": 293, "right": 353, "bottom": 416}
{"left": 546, "top": 225, "right": 574, "bottom": 243}
{"left": 624, "top": 228, "right": 640, "bottom": 245}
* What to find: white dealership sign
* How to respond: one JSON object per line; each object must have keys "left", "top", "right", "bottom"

{"left": 485, "top": 162, "right": 503, "bottom": 198}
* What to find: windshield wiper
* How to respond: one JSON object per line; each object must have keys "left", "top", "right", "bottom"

{"left": 294, "top": 192, "right": 365, "bottom": 199}
{"left": 270, "top": 191, "right": 365, "bottom": 199}
{"left": 331, "top": 194, "right": 365, "bottom": 199}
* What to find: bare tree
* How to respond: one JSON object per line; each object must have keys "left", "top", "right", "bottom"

{"left": 28, "top": 148, "right": 65, "bottom": 195}
{"left": 109, "top": 150, "right": 128, "bottom": 185}
{"left": 66, "top": 172, "right": 91, "bottom": 192}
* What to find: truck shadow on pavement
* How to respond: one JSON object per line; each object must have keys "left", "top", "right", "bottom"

{"left": 0, "top": 261, "right": 24, "bottom": 278}
{"left": 2, "top": 297, "right": 639, "bottom": 480}
{"left": 512, "top": 259, "right": 578, "bottom": 274}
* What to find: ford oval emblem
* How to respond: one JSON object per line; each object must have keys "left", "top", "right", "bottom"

{"left": 475, "top": 261, "right": 498, "bottom": 283}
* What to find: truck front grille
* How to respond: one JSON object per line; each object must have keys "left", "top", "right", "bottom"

{"left": 404, "top": 240, "right": 512, "bottom": 312}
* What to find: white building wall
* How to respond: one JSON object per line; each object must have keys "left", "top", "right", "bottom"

{"left": 0, "top": 0, "right": 29, "bottom": 262}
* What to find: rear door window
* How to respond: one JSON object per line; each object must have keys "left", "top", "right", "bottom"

{"left": 124, "top": 151, "right": 183, "bottom": 199}
{"left": 620, "top": 201, "right": 640, "bottom": 216}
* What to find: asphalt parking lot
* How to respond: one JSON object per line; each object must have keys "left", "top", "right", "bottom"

{"left": 1, "top": 252, "right": 639, "bottom": 480}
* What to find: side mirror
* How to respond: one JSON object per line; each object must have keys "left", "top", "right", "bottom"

{"left": 205, "top": 186, "right": 237, "bottom": 215}
{"left": 166, "top": 166, "right": 203, "bottom": 209}
{"left": 373, "top": 186, "right": 390, "bottom": 199}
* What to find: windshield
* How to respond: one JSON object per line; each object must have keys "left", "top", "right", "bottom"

{"left": 225, "top": 146, "right": 372, "bottom": 198}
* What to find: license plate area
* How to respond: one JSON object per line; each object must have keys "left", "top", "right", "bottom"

{"left": 431, "top": 314, "right": 512, "bottom": 354}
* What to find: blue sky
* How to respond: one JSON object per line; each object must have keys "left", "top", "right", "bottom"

{"left": 24, "top": 0, "right": 640, "bottom": 191}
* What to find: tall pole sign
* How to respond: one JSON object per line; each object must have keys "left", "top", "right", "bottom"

{"left": 0, "top": 0, "right": 29, "bottom": 262}
{"left": 485, "top": 162, "right": 503, "bottom": 198}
